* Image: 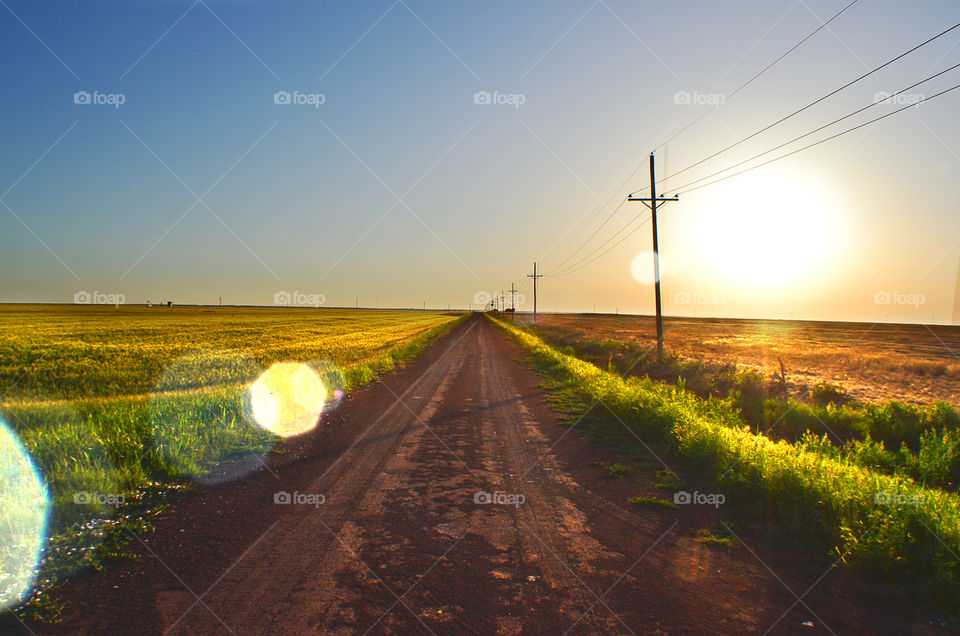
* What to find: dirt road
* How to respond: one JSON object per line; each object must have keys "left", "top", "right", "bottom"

{"left": 18, "top": 314, "right": 937, "bottom": 634}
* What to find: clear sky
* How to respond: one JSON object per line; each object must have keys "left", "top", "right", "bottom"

{"left": 1, "top": 0, "right": 959, "bottom": 324}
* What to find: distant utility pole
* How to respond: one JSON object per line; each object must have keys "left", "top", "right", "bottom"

{"left": 510, "top": 282, "right": 517, "bottom": 312}
{"left": 527, "top": 262, "right": 543, "bottom": 323}
{"left": 628, "top": 152, "right": 678, "bottom": 362}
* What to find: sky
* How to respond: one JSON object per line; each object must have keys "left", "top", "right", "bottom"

{"left": 1, "top": 0, "right": 959, "bottom": 324}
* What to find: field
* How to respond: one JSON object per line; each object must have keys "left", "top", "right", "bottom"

{"left": 491, "top": 314, "right": 960, "bottom": 620}
{"left": 528, "top": 313, "right": 960, "bottom": 407}
{"left": 0, "top": 304, "right": 465, "bottom": 611}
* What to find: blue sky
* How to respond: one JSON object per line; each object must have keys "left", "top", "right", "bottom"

{"left": 1, "top": 0, "right": 959, "bottom": 323}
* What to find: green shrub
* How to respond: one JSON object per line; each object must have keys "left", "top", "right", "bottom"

{"left": 810, "top": 382, "right": 848, "bottom": 407}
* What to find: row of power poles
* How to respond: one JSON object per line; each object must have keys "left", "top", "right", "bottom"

{"left": 487, "top": 265, "right": 542, "bottom": 322}
{"left": 486, "top": 153, "right": 671, "bottom": 352}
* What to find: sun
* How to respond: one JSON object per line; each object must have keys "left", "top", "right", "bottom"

{"left": 687, "top": 168, "right": 843, "bottom": 289}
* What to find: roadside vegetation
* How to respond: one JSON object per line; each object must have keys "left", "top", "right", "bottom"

{"left": 524, "top": 319, "right": 960, "bottom": 492}
{"left": 490, "top": 314, "right": 960, "bottom": 622}
{"left": 0, "top": 305, "right": 466, "bottom": 617}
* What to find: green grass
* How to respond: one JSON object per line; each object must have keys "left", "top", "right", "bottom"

{"left": 0, "top": 305, "right": 467, "bottom": 615}
{"left": 694, "top": 527, "right": 736, "bottom": 548}
{"left": 590, "top": 460, "right": 631, "bottom": 478}
{"left": 629, "top": 495, "right": 677, "bottom": 509}
{"left": 490, "top": 314, "right": 960, "bottom": 620}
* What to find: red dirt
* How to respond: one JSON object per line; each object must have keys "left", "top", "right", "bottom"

{"left": 6, "top": 314, "right": 945, "bottom": 634}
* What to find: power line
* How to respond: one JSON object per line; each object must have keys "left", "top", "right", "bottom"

{"left": 676, "top": 79, "right": 960, "bottom": 195}
{"left": 538, "top": 1, "right": 863, "bottom": 273}
{"left": 670, "top": 60, "right": 960, "bottom": 193}
{"left": 552, "top": 78, "right": 960, "bottom": 278}
{"left": 538, "top": 159, "right": 647, "bottom": 262}
{"left": 549, "top": 212, "right": 650, "bottom": 277}
{"left": 654, "top": 0, "right": 861, "bottom": 152}
{"left": 546, "top": 197, "right": 629, "bottom": 272}
{"left": 649, "top": 20, "right": 960, "bottom": 191}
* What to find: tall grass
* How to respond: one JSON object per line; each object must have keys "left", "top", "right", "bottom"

{"left": 491, "top": 315, "right": 960, "bottom": 614}
{"left": 1, "top": 310, "right": 467, "bottom": 615}
{"left": 526, "top": 317, "right": 960, "bottom": 491}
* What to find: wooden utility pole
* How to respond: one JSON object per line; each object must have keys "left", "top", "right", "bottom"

{"left": 527, "top": 262, "right": 543, "bottom": 323}
{"left": 628, "top": 152, "right": 678, "bottom": 361}
{"left": 509, "top": 282, "right": 517, "bottom": 311}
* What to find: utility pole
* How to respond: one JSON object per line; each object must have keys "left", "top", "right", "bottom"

{"left": 527, "top": 262, "right": 543, "bottom": 323}
{"left": 510, "top": 282, "right": 517, "bottom": 312}
{"left": 628, "top": 152, "right": 678, "bottom": 362}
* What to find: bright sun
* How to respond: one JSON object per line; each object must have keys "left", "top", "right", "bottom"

{"left": 688, "top": 169, "right": 843, "bottom": 288}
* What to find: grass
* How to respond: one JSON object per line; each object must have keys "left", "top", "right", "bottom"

{"left": 518, "top": 316, "right": 960, "bottom": 492}
{"left": 590, "top": 460, "right": 631, "bottom": 478}
{"left": 694, "top": 527, "right": 736, "bottom": 549}
{"left": 489, "top": 314, "right": 960, "bottom": 621}
{"left": 0, "top": 305, "right": 467, "bottom": 615}
{"left": 525, "top": 313, "right": 960, "bottom": 407}
{"left": 629, "top": 495, "right": 677, "bottom": 509}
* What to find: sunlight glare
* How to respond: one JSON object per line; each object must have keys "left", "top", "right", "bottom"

{"left": 247, "top": 363, "right": 327, "bottom": 437}
{"left": 690, "top": 169, "right": 843, "bottom": 288}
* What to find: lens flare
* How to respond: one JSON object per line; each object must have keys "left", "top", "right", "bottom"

{"left": 631, "top": 251, "right": 668, "bottom": 285}
{"left": 246, "top": 363, "right": 326, "bottom": 437}
{"left": 0, "top": 418, "right": 49, "bottom": 610}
